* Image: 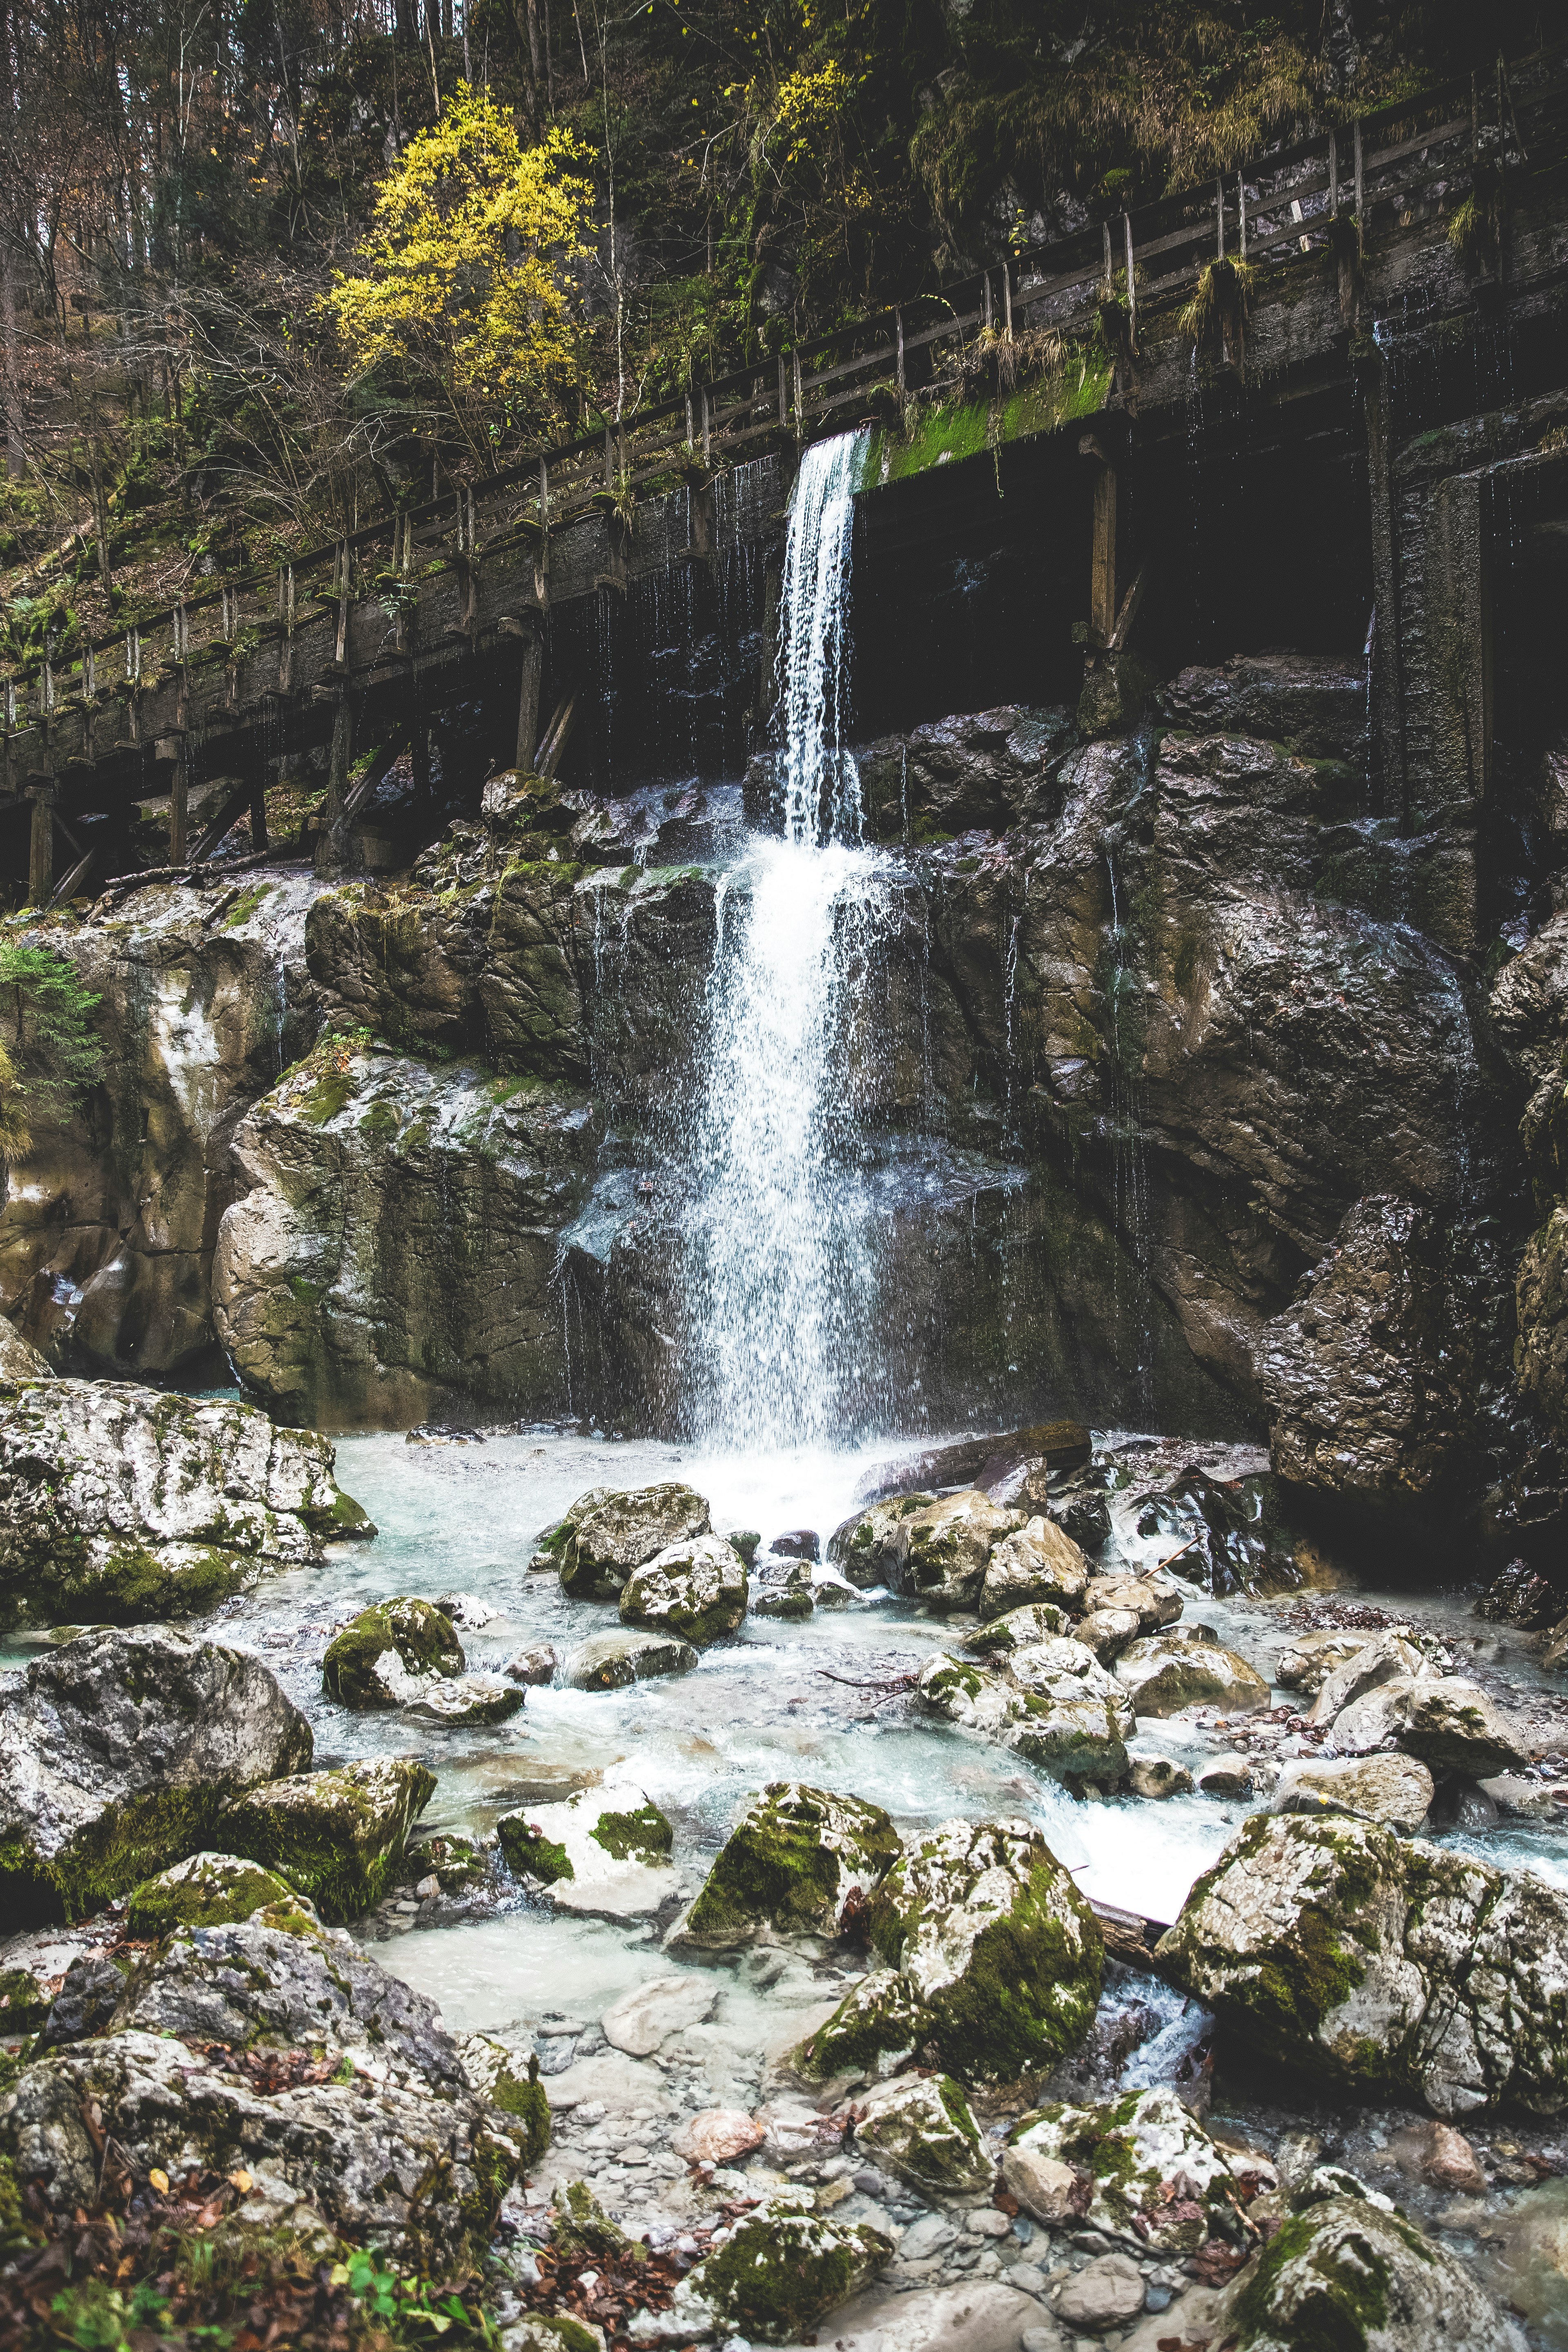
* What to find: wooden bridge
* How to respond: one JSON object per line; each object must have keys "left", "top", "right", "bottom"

{"left": 7, "top": 41, "right": 1567, "bottom": 904}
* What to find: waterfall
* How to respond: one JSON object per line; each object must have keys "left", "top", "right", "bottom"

{"left": 682, "top": 431, "right": 889, "bottom": 1450}
{"left": 775, "top": 431, "right": 868, "bottom": 843}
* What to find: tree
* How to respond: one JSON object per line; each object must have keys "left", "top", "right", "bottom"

{"left": 0, "top": 941, "right": 102, "bottom": 1150}
{"left": 326, "top": 83, "right": 594, "bottom": 455}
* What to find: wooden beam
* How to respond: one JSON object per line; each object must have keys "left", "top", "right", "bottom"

{"left": 1107, "top": 564, "right": 1148, "bottom": 652}
{"left": 189, "top": 775, "right": 258, "bottom": 865}
{"left": 511, "top": 613, "right": 546, "bottom": 771}
{"left": 168, "top": 751, "right": 188, "bottom": 866}
{"left": 1080, "top": 438, "right": 1118, "bottom": 648}
{"left": 27, "top": 789, "right": 54, "bottom": 904}
{"left": 49, "top": 842, "right": 100, "bottom": 906}
{"left": 535, "top": 693, "right": 577, "bottom": 781}
{"left": 341, "top": 722, "right": 413, "bottom": 827}
{"left": 317, "top": 692, "right": 355, "bottom": 874}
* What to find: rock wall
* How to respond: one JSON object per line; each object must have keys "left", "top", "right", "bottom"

{"left": 4, "top": 657, "right": 1558, "bottom": 1561}
{"left": 0, "top": 875, "right": 321, "bottom": 1376}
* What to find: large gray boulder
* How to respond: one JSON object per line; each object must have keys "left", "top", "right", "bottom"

{"left": 322, "top": 1596, "right": 466, "bottom": 1707}
{"left": 978, "top": 1515, "right": 1089, "bottom": 1616}
{"left": 1269, "top": 1752, "right": 1435, "bottom": 1833}
{"left": 497, "top": 1782, "right": 677, "bottom": 1921}
{"left": 1159, "top": 1812, "right": 1568, "bottom": 2116}
{"left": 1118, "top": 2194, "right": 1524, "bottom": 2352}
{"left": 619, "top": 1532, "right": 748, "bottom": 1645}
{"left": 557, "top": 1483, "right": 710, "bottom": 1601}
{"left": 916, "top": 1653, "right": 1130, "bottom": 1791}
{"left": 0, "top": 1921, "right": 521, "bottom": 2261}
{"left": 220, "top": 1756, "right": 437, "bottom": 1923}
{"left": 850, "top": 2072, "right": 995, "bottom": 2196}
{"left": 0, "top": 1376, "right": 370, "bottom": 1630}
{"left": 670, "top": 1782, "right": 901, "bottom": 1953}
{"left": 828, "top": 1494, "right": 936, "bottom": 1589}
{"left": 897, "top": 1490, "right": 1025, "bottom": 1613}
{"left": 1115, "top": 1623, "right": 1270, "bottom": 1717}
{"left": 1332, "top": 1675, "right": 1530, "bottom": 1778}
{"left": 865, "top": 1816, "right": 1102, "bottom": 2083}
{"left": 0, "top": 1627, "right": 312, "bottom": 1924}
{"left": 639, "top": 2187, "right": 893, "bottom": 2345}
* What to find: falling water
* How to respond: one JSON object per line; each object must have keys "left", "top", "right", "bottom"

{"left": 682, "top": 431, "right": 891, "bottom": 1448}
{"left": 774, "top": 432, "right": 868, "bottom": 843}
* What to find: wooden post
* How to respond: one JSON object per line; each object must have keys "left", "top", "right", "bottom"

{"left": 1354, "top": 120, "right": 1363, "bottom": 224}
{"left": 1238, "top": 172, "right": 1247, "bottom": 259}
{"left": 318, "top": 691, "right": 354, "bottom": 873}
{"left": 1102, "top": 220, "right": 1114, "bottom": 289}
{"left": 334, "top": 539, "right": 350, "bottom": 667}
{"left": 1217, "top": 176, "right": 1225, "bottom": 259}
{"left": 1080, "top": 435, "right": 1117, "bottom": 646}
{"left": 1123, "top": 214, "right": 1136, "bottom": 345}
{"left": 603, "top": 425, "right": 613, "bottom": 490}
{"left": 27, "top": 786, "right": 53, "bottom": 904}
{"left": 701, "top": 388, "right": 711, "bottom": 464}
{"left": 1329, "top": 127, "right": 1339, "bottom": 217}
{"left": 777, "top": 351, "right": 786, "bottom": 425}
{"left": 1002, "top": 261, "right": 1013, "bottom": 337}
{"left": 249, "top": 771, "right": 270, "bottom": 853}
{"left": 793, "top": 347, "right": 803, "bottom": 425}
{"left": 515, "top": 614, "right": 545, "bottom": 771}
{"left": 686, "top": 389, "right": 694, "bottom": 446}
{"left": 895, "top": 309, "right": 905, "bottom": 393}
{"left": 983, "top": 270, "right": 993, "bottom": 329}
{"left": 169, "top": 746, "right": 188, "bottom": 866}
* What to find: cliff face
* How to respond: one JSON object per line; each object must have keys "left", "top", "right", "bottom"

{"left": 0, "top": 876, "right": 321, "bottom": 1379}
{"left": 2, "top": 657, "right": 1554, "bottom": 1560}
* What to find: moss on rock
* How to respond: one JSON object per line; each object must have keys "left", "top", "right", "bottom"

{"left": 619, "top": 1533, "right": 748, "bottom": 1646}
{"left": 321, "top": 1597, "right": 465, "bottom": 1709}
{"left": 676, "top": 1782, "right": 902, "bottom": 1951}
{"left": 791, "top": 1967, "right": 932, "bottom": 2085}
{"left": 220, "top": 1756, "right": 436, "bottom": 1923}
{"left": 125, "top": 1851, "right": 299, "bottom": 1938}
{"left": 868, "top": 1816, "right": 1102, "bottom": 2084}
{"left": 852, "top": 2071, "right": 994, "bottom": 2195}
{"left": 686, "top": 2192, "right": 892, "bottom": 2344}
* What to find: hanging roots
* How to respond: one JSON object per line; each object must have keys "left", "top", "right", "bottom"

{"left": 1179, "top": 255, "right": 1257, "bottom": 363}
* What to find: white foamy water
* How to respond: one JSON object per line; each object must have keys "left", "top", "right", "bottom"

{"left": 681, "top": 838, "right": 897, "bottom": 1450}
{"left": 775, "top": 430, "right": 868, "bottom": 843}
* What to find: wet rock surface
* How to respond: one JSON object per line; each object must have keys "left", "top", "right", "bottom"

{"left": 0, "top": 1376, "right": 368, "bottom": 1629}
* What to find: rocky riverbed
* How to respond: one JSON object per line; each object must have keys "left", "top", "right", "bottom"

{"left": 5, "top": 1394, "right": 1568, "bottom": 2349}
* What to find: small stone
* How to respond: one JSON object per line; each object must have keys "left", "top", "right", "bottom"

{"left": 561, "top": 1629, "right": 699, "bottom": 1689}
{"left": 414, "top": 1874, "right": 441, "bottom": 1900}
{"left": 1009, "top": 2265, "right": 1049, "bottom": 2297}
{"left": 671, "top": 2110, "right": 764, "bottom": 2165}
{"left": 1056, "top": 2253, "right": 1145, "bottom": 2330}
{"left": 600, "top": 1976, "right": 718, "bottom": 2057}
{"left": 1126, "top": 1757, "right": 1193, "bottom": 1801}
{"left": 1002, "top": 2146, "right": 1078, "bottom": 2224}
{"left": 966, "top": 2207, "right": 1013, "bottom": 2237}
{"left": 771, "top": 1529, "right": 820, "bottom": 1561}
{"left": 1386, "top": 2119, "right": 1487, "bottom": 2195}
{"left": 503, "top": 1643, "right": 559, "bottom": 1686}
{"left": 1196, "top": 1753, "right": 1251, "bottom": 1797}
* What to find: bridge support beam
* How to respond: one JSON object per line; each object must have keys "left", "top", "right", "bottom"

{"left": 317, "top": 691, "right": 355, "bottom": 875}
{"left": 509, "top": 612, "right": 546, "bottom": 772}
{"left": 26, "top": 785, "right": 53, "bottom": 905}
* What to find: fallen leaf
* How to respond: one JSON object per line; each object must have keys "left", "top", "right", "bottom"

{"left": 147, "top": 2169, "right": 169, "bottom": 2194}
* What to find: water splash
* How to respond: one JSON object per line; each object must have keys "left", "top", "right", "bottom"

{"left": 775, "top": 432, "right": 868, "bottom": 843}
{"left": 682, "top": 837, "right": 895, "bottom": 1449}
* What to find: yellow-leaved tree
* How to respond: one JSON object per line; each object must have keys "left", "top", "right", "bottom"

{"left": 327, "top": 85, "right": 594, "bottom": 452}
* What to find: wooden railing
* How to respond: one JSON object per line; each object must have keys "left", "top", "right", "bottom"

{"left": 5, "top": 40, "right": 1564, "bottom": 743}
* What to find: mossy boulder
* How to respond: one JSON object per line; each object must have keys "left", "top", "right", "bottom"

{"left": 220, "top": 1755, "right": 436, "bottom": 1924}
{"left": 1269, "top": 1753, "right": 1435, "bottom": 1833}
{"left": 965, "top": 1601, "right": 1072, "bottom": 1656}
{"left": 979, "top": 1515, "right": 1090, "bottom": 1617}
{"left": 916, "top": 1652, "right": 1130, "bottom": 1792}
{"left": 322, "top": 1597, "right": 466, "bottom": 1709}
{"left": 670, "top": 1782, "right": 902, "bottom": 1954}
{"left": 1332, "top": 1675, "right": 1528, "bottom": 1778}
{"left": 557, "top": 1483, "right": 710, "bottom": 1601}
{"left": 897, "top": 1490, "right": 1026, "bottom": 1613}
{"left": 1158, "top": 1811, "right": 1568, "bottom": 2117}
{"left": 0, "top": 1626, "right": 313, "bottom": 1926}
{"left": 0, "top": 1376, "right": 370, "bottom": 1633}
{"left": 670, "top": 2189, "right": 893, "bottom": 2345}
{"left": 851, "top": 2072, "right": 995, "bottom": 2196}
{"left": 550, "top": 2177, "right": 631, "bottom": 2258}
{"left": 2, "top": 1920, "right": 519, "bottom": 2263}
{"left": 124, "top": 1851, "right": 302, "bottom": 1939}
{"left": 619, "top": 1533, "right": 748, "bottom": 1646}
{"left": 827, "top": 1493, "right": 937, "bottom": 1590}
{"left": 561, "top": 1627, "right": 699, "bottom": 1688}
{"left": 1006, "top": 2087, "right": 1274, "bottom": 2255}
{"left": 1192, "top": 2193, "right": 1519, "bottom": 2351}
{"left": 1114, "top": 1624, "right": 1270, "bottom": 1717}
{"left": 867, "top": 1816, "right": 1102, "bottom": 2085}
{"left": 458, "top": 2035, "right": 552, "bottom": 2167}
{"left": 496, "top": 1784, "right": 677, "bottom": 1921}
{"left": 790, "top": 1967, "right": 933, "bottom": 2086}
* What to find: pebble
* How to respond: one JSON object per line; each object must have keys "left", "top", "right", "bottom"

{"left": 966, "top": 2208, "right": 1013, "bottom": 2238}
